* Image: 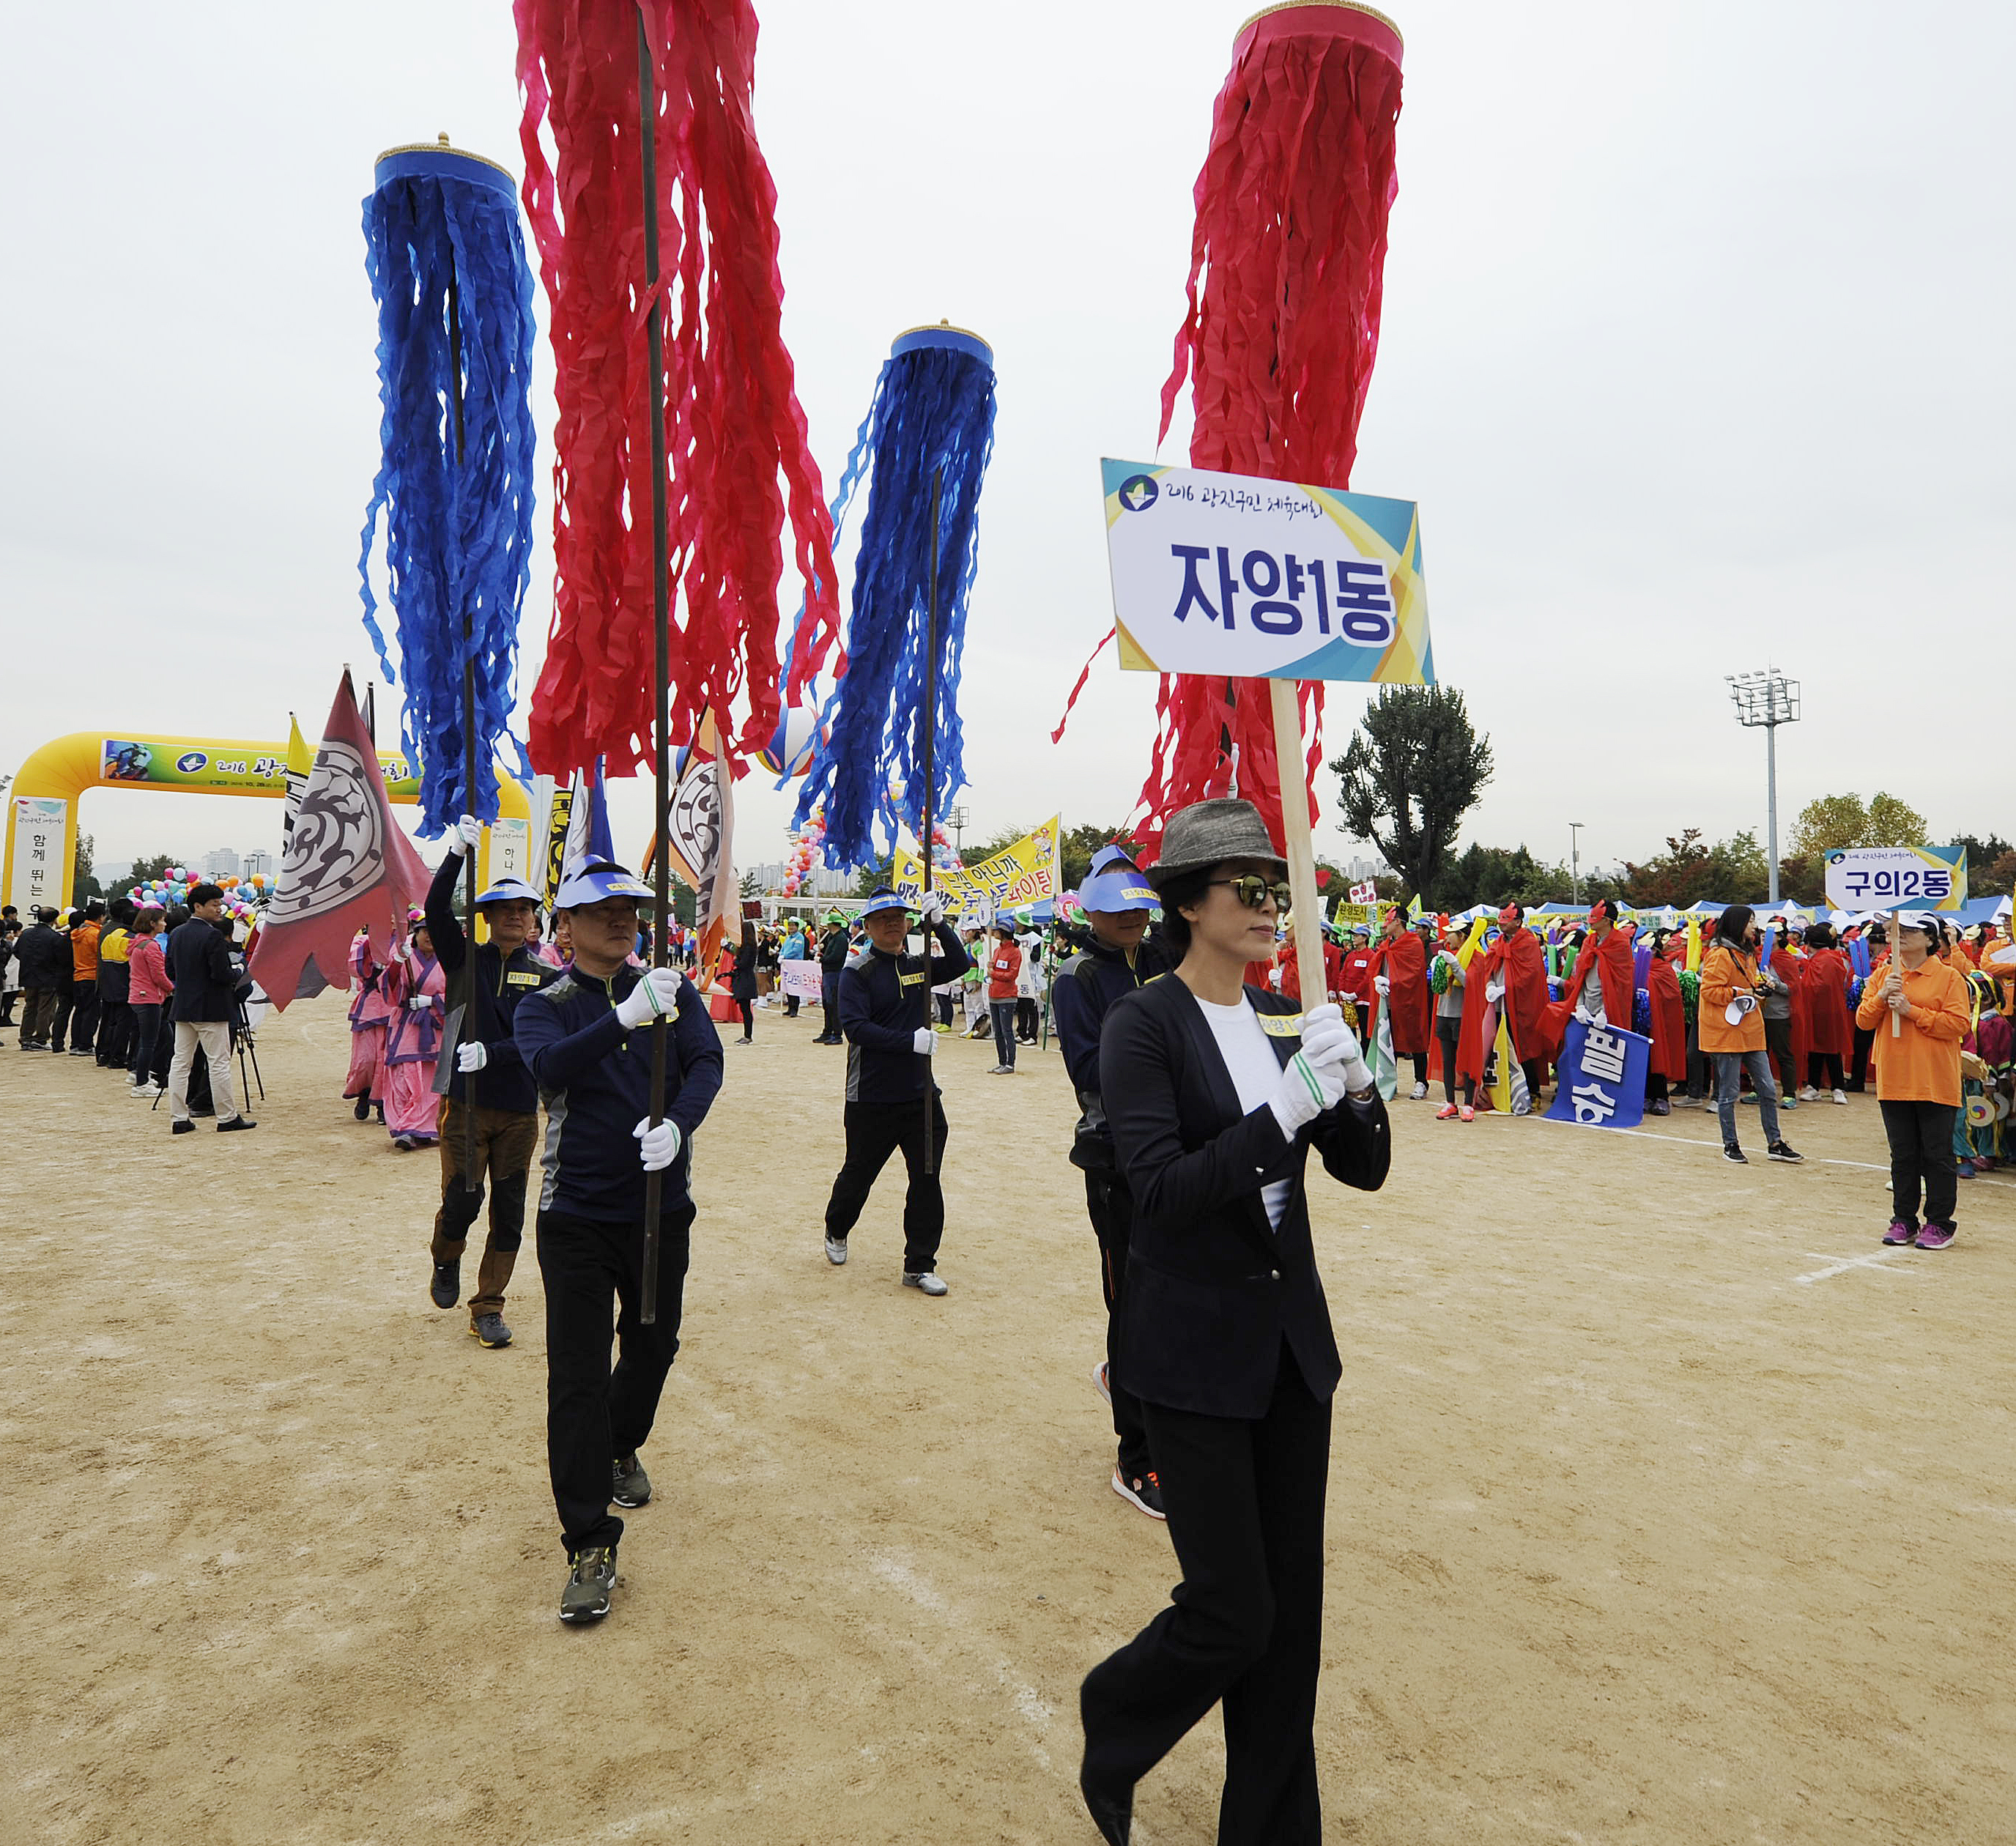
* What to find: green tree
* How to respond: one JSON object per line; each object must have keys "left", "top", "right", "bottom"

{"left": 1787, "top": 790, "right": 1929, "bottom": 859}
{"left": 1865, "top": 792, "right": 1929, "bottom": 846}
{"left": 72, "top": 832, "right": 103, "bottom": 903}
{"left": 129, "top": 852, "right": 179, "bottom": 885}
{"left": 1059, "top": 822, "right": 1137, "bottom": 893}
{"left": 1432, "top": 842, "right": 1571, "bottom": 911}
{"left": 1331, "top": 686, "right": 1493, "bottom": 902}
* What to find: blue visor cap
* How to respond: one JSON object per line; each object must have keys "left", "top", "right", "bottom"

{"left": 859, "top": 887, "right": 911, "bottom": 919}
{"left": 1079, "top": 845, "right": 1157, "bottom": 913}
{"left": 475, "top": 877, "right": 542, "bottom": 907}
{"left": 555, "top": 861, "right": 655, "bottom": 909}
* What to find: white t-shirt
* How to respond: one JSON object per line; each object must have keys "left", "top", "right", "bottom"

{"left": 1194, "top": 995, "right": 1292, "bottom": 1229}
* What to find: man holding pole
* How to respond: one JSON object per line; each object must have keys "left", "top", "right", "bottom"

{"left": 423, "top": 815, "right": 554, "bottom": 1349}
{"left": 514, "top": 857, "right": 724, "bottom": 1625}
{"left": 818, "top": 886, "right": 968, "bottom": 1292}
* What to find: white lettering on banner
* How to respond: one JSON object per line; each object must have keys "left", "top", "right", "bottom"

{"left": 1582, "top": 1026, "right": 1628, "bottom": 1085}
{"left": 1570, "top": 1082, "right": 1618, "bottom": 1126}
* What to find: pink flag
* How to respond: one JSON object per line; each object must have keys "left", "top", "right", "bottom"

{"left": 250, "top": 672, "right": 429, "bottom": 1010}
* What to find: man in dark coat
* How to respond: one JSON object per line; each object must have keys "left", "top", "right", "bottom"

{"left": 13, "top": 908, "right": 68, "bottom": 1049}
{"left": 165, "top": 884, "right": 255, "bottom": 1134}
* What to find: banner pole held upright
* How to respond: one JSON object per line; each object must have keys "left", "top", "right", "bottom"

{"left": 445, "top": 261, "right": 483, "bottom": 1198}
{"left": 1267, "top": 678, "right": 1323, "bottom": 1015}
{"left": 920, "top": 464, "right": 943, "bottom": 1177}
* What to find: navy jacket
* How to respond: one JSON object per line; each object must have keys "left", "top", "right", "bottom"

{"left": 841, "top": 922, "right": 971, "bottom": 1105}
{"left": 166, "top": 919, "right": 242, "bottom": 1023}
{"left": 423, "top": 853, "right": 553, "bottom": 1113}
{"left": 1050, "top": 933, "right": 1171, "bottom": 1171}
{"left": 14, "top": 923, "right": 67, "bottom": 988}
{"left": 515, "top": 963, "right": 724, "bottom": 1223}
{"left": 1100, "top": 976, "right": 1390, "bottom": 1418}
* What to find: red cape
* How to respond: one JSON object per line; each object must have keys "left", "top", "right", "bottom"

{"left": 1372, "top": 931, "right": 1431, "bottom": 1056}
{"left": 1645, "top": 951, "right": 1686, "bottom": 1080}
{"left": 1542, "top": 927, "right": 1636, "bottom": 1058}
{"left": 1454, "top": 930, "right": 1551, "bottom": 1082}
{"left": 1800, "top": 948, "right": 1853, "bottom": 1057}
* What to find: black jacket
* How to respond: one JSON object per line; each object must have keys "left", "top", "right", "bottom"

{"left": 14, "top": 923, "right": 67, "bottom": 988}
{"left": 423, "top": 853, "right": 553, "bottom": 1113}
{"left": 166, "top": 919, "right": 242, "bottom": 1023}
{"left": 1100, "top": 976, "right": 1390, "bottom": 1418}
{"left": 1050, "top": 934, "right": 1171, "bottom": 1171}
{"left": 840, "top": 922, "right": 971, "bottom": 1104}
{"left": 818, "top": 925, "right": 851, "bottom": 974}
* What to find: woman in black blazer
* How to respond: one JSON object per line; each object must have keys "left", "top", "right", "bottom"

{"left": 1078, "top": 798, "right": 1390, "bottom": 1846}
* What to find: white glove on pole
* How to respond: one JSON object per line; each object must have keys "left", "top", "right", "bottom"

{"left": 1374, "top": 974, "right": 1390, "bottom": 997}
{"left": 452, "top": 815, "right": 483, "bottom": 857}
{"left": 919, "top": 889, "right": 946, "bottom": 926}
{"left": 633, "top": 1116, "right": 683, "bottom": 1171}
{"left": 456, "top": 1042, "right": 489, "bottom": 1072}
{"left": 1297, "top": 1003, "right": 1372, "bottom": 1096}
{"left": 615, "top": 968, "right": 678, "bottom": 1028}
{"left": 409, "top": 995, "right": 434, "bottom": 1010}
{"left": 1486, "top": 979, "right": 1504, "bottom": 1004}
{"left": 1268, "top": 1049, "right": 1350, "bottom": 1138}
{"left": 912, "top": 1027, "right": 935, "bottom": 1055}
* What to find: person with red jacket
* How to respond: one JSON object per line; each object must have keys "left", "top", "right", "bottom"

{"left": 1796, "top": 922, "right": 1853, "bottom": 1102}
{"left": 1337, "top": 922, "right": 1377, "bottom": 1027}
{"left": 1641, "top": 930, "right": 1688, "bottom": 1115}
{"left": 1457, "top": 905, "right": 1553, "bottom": 1109}
{"left": 1370, "top": 908, "right": 1432, "bottom": 1097}
{"left": 985, "top": 921, "right": 1023, "bottom": 1074}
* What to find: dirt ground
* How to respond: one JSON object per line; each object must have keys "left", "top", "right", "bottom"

{"left": 3, "top": 990, "right": 2013, "bottom": 1846}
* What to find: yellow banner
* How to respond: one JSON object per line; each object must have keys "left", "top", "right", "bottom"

{"left": 893, "top": 816, "right": 1061, "bottom": 924}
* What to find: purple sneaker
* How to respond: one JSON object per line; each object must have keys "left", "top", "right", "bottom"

{"left": 1914, "top": 1224, "right": 1954, "bottom": 1250}
{"left": 1880, "top": 1220, "right": 1916, "bottom": 1246}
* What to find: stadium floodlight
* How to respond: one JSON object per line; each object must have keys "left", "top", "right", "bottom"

{"left": 1726, "top": 669, "right": 1801, "bottom": 902}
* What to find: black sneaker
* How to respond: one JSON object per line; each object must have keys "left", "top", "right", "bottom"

{"left": 611, "top": 1453, "right": 651, "bottom": 1508}
{"left": 1767, "top": 1141, "right": 1804, "bottom": 1163}
{"left": 1722, "top": 1143, "right": 1747, "bottom": 1164}
{"left": 171, "top": 1120, "right": 196, "bottom": 1135}
{"left": 430, "top": 1261, "right": 461, "bottom": 1310}
{"left": 559, "top": 1546, "right": 615, "bottom": 1624}
{"left": 353, "top": 1095, "right": 371, "bottom": 1121}
{"left": 470, "top": 1311, "right": 511, "bottom": 1348}
{"left": 1111, "top": 1468, "right": 1167, "bottom": 1521}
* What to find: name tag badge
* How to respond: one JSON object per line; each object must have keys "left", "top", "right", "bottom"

{"left": 898, "top": 971, "right": 924, "bottom": 987}
{"left": 506, "top": 971, "right": 542, "bottom": 987}
{"left": 1258, "top": 1012, "right": 1305, "bottom": 1039}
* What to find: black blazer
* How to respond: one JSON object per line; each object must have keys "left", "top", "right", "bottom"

{"left": 1100, "top": 976, "right": 1390, "bottom": 1418}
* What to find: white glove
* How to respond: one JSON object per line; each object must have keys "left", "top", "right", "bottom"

{"left": 1486, "top": 979, "right": 1504, "bottom": 1004}
{"left": 1374, "top": 974, "right": 1390, "bottom": 997}
{"left": 1297, "top": 1003, "right": 1372, "bottom": 1096}
{"left": 615, "top": 968, "right": 679, "bottom": 1028}
{"left": 912, "top": 1027, "right": 935, "bottom": 1055}
{"left": 456, "top": 1042, "right": 489, "bottom": 1072}
{"left": 919, "top": 889, "right": 946, "bottom": 926}
{"left": 408, "top": 995, "right": 434, "bottom": 1010}
{"left": 1268, "top": 1048, "right": 1350, "bottom": 1138}
{"left": 451, "top": 815, "right": 483, "bottom": 857}
{"left": 633, "top": 1116, "right": 683, "bottom": 1171}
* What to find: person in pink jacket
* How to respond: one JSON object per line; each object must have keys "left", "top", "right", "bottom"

{"left": 379, "top": 916, "right": 445, "bottom": 1152}
{"left": 125, "top": 908, "right": 173, "bottom": 1097}
{"left": 346, "top": 927, "right": 395, "bottom": 1124}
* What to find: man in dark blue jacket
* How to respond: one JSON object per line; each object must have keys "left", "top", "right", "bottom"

{"left": 166, "top": 885, "right": 254, "bottom": 1134}
{"left": 423, "top": 815, "right": 555, "bottom": 1350}
{"left": 820, "top": 886, "right": 969, "bottom": 1291}
{"left": 1050, "top": 846, "right": 1170, "bottom": 1521}
{"left": 514, "top": 858, "right": 724, "bottom": 1626}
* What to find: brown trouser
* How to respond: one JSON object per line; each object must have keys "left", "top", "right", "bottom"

{"left": 431, "top": 1099, "right": 541, "bottom": 1318}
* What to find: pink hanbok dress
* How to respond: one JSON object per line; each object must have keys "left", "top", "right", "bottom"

{"left": 379, "top": 947, "right": 445, "bottom": 1144}
{"left": 345, "top": 932, "right": 394, "bottom": 1102}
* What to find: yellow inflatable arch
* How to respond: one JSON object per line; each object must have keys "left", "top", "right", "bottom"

{"left": 3, "top": 730, "right": 531, "bottom": 913}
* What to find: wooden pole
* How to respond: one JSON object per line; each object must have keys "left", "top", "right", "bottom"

{"left": 1267, "top": 678, "right": 1323, "bottom": 1014}
{"left": 919, "top": 465, "right": 943, "bottom": 1176}
{"left": 637, "top": 4, "right": 672, "bottom": 1323}
{"left": 445, "top": 259, "right": 482, "bottom": 1197}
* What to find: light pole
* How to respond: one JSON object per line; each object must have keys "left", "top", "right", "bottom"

{"left": 946, "top": 804, "right": 968, "bottom": 856}
{"left": 1726, "top": 669, "right": 1800, "bottom": 902}
{"left": 1569, "top": 823, "right": 1584, "bottom": 903}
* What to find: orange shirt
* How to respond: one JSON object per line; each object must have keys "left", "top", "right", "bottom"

{"left": 1853, "top": 954, "right": 1970, "bottom": 1105}
{"left": 70, "top": 920, "right": 101, "bottom": 983}
{"left": 1697, "top": 943, "right": 1765, "bottom": 1053}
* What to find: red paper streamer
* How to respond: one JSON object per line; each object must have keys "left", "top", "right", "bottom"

{"left": 1136, "top": 1, "right": 1404, "bottom": 860}
{"left": 515, "top": 0, "right": 840, "bottom": 777}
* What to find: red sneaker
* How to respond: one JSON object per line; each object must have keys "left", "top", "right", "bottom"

{"left": 1434, "top": 1102, "right": 1459, "bottom": 1120}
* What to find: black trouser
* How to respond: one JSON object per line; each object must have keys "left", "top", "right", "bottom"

{"left": 51, "top": 981, "right": 74, "bottom": 1050}
{"left": 19, "top": 986, "right": 57, "bottom": 1045}
{"left": 1016, "top": 996, "right": 1039, "bottom": 1042}
{"left": 537, "top": 1201, "right": 694, "bottom": 1557}
{"left": 129, "top": 1003, "right": 163, "bottom": 1080}
{"left": 1082, "top": 1345, "right": 1331, "bottom": 1845}
{"left": 823, "top": 1096, "right": 948, "bottom": 1272}
{"left": 735, "top": 996, "right": 754, "bottom": 1039}
{"left": 1847, "top": 1025, "right": 1875, "bottom": 1092}
{"left": 1082, "top": 1168, "right": 1151, "bottom": 1480}
{"left": 1807, "top": 1051, "right": 1845, "bottom": 1091}
{"left": 816, "top": 968, "right": 842, "bottom": 1039}
{"left": 1763, "top": 1016, "right": 1795, "bottom": 1094}
{"left": 1434, "top": 1016, "right": 1471, "bottom": 1105}
{"left": 936, "top": 990, "right": 955, "bottom": 1026}
{"left": 1646, "top": 1071, "right": 1669, "bottom": 1103}
{"left": 1879, "top": 1100, "right": 1959, "bottom": 1232}
{"left": 785, "top": 990, "right": 800, "bottom": 1017}
{"left": 66, "top": 980, "right": 98, "bottom": 1053}
{"left": 990, "top": 998, "right": 1018, "bottom": 1070}
{"left": 97, "top": 997, "right": 132, "bottom": 1067}
{"left": 1522, "top": 1057, "right": 1547, "bottom": 1103}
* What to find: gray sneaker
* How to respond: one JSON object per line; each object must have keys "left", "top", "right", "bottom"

{"left": 611, "top": 1452, "right": 651, "bottom": 1508}
{"left": 903, "top": 1270, "right": 949, "bottom": 1297}
{"left": 824, "top": 1236, "right": 849, "bottom": 1266}
{"left": 469, "top": 1312, "right": 512, "bottom": 1349}
{"left": 559, "top": 1546, "right": 615, "bottom": 1624}
{"left": 430, "top": 1260, "right": 460, "bottom": 1310}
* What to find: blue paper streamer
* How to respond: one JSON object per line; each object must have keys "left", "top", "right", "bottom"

{"left": 358, "top": 150, "right": 537, "bottom": 833}
{"left": 793, "top": 333, "right": 996, "bottom": 868}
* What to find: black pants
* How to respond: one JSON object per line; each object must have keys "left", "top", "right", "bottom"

{"left": 97, "top": 997, "right": 132, "bottom": 1067}
{"left": 990, "top": 998, "right": 1018, "bottom": 1070}
{"left": 785, "top": 991, "right": 800, "bottom": 1017}
{"left": 823, "top": 1097, "right": 948, "bottom": 1272}
{"left": 1879, "top": 1100, "right": 1959, "bottom": 1232}
{"left": 816, "top": 969, "right": 842, "bottom": 1040}
{"left": 1082, "top": 1345, "right": 1331, "bottom": 1845}
{"left": 1646, "top": 1071, "right": 1670, "bottom": 1104}
{"left": 1847, "top": 1025, "right": 1875, "bottom": 1092}
{"left": 129, "top": 1003, "right": 163, "bottom": 1080}
{"left": 1016, "top": 996, "right": 1039, "bottom": 1042}
{"left": 936, "top": 990, "right": 955, "bottom": 1026}
{"left": 1763, "top": 1015, "right": 1796, "bottom": 1094}
{"left": 51, "top": 981, "right": 74, "bottom": 1050}
{"left": 1434, "top": 1016, "right": 1471, "bottom": 1105}
{"left": 66, "top": 980, "right": 98, "bottom": 1053}
{"left": 735, "top": 996, "right": 754, "bottom": 1040}
{"left": 1407, "top": 1051, "right": 1428, "bottom": 1089}
{"left": 1807, "top": 1051, "right": 1845, "bottom": 1091}
{"left": 1083, "top": 1169, "right": 1151, "bottom": 1480}
{"left": 537, "top": 1202, "right": 693, "bottom": 1556}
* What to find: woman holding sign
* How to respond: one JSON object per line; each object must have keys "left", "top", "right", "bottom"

{"left": 1078, "top": 798, "right": 1390, "bottom": 1846}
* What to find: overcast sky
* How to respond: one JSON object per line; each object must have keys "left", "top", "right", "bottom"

{"left": 4, "top": 1, "right": 2009, "bottom": 884}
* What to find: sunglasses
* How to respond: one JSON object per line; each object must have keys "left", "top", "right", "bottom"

{"left": 1207, "top": 876, "right": 1293, "bottom": 912}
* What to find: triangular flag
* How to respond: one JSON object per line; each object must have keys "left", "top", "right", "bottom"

{"left": 560, "top": 758, "right": 615, "bottom": 886}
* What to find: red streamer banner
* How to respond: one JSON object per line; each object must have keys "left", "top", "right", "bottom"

{"left": 515, "top": 0, "right": 840, "bottom": 778}
{"left": 1137, "top": 1, "right": 1404, "bottom": 859}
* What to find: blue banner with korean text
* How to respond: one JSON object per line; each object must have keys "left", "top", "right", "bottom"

{"left": 1545, "top": 1019, "right": 1651, "bottom": 1130}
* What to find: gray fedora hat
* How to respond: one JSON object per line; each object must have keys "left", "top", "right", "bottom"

{"left": 1144, "top": 798, "right": 1287, "bottom": 891}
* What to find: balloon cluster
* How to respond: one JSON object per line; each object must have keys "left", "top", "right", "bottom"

{"left": 125, "top": 868, "right": 267, "bottom": 924}
{"left": 779, "top": 807, "right": 826, "bottom": 897}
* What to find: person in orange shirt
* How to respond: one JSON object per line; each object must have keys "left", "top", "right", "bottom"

{"left": 65, "top": 901, "right": 105, "bottom": 1059}
{"left": 1697, "top": 905, "right": 1804, "bottom": 1167}
{"left": 1856, "top": 911, "right": 1971, "bottom": 1250}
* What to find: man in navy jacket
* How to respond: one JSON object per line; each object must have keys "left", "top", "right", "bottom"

{"left": 820, "top": 886, "right": 968, "bottom": 1291}
{"left": 514, "top": 858, "right": 724, "bottom": 1625}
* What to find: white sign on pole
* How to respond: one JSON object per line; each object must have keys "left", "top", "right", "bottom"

{"left": 1822, "top": 846, "right": 1967, "bottom": 912}
{"left": 10, "top": 798, "right": 67, "bottom": 914}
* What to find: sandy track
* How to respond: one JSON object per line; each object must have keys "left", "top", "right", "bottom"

{"left": 2, "top": 993, "right": 2012, "bottom": 1845}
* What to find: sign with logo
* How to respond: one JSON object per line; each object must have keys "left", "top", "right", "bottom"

{"left": 1545, "top": 1019, "right": 1650, "bottom": 1130}
{"left": 1100, "top": 459, "right": 1430, "bottom": 683}
{"left": 8, "top": 797, "right": 67, "bottom": 913}
{"left": 892, "top": 816, "right": 1061, "bottom": 925}
{"left": 97, "top": 736, "right": 419, "bottom": 801}
{"left": 1823, "top": 845, "right": 1968, "bottom": 912}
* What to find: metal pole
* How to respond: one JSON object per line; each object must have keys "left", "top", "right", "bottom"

{"left": 919, "top": 465, "right": 943, "bottom": 1176}
{"left": 637, "top": 5, "right": 672, "bottom": 1323}
{"left": 445, "top": 262, "right": 481, "bottom": 1197}
{"left": 1765, "top": 719, "right": 1781, "bottom": 902}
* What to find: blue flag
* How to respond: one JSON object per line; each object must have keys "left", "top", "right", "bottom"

{"left": 1546, "top": 1018, "right": 1652, "bottom": 1130}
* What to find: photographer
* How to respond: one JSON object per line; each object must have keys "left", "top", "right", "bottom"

{"left": 1698, "top": 905, "right": 1798, "bottom": 1167}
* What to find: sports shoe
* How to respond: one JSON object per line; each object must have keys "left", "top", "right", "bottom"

{"left": 1881, "top": 1220, "right": 1916, "bottom": 1245}
{"left": 1409, "top": 1081, "right": 1429, "bottom": 1100}
{"left": 69, "top": 1046, "right": 94, "bottom": 1057}
{"left": 1722, "top": 1143, "right": 1747, "bottom": 1164}
{"left": 1675, "top": 1094, "right": 1701, "bottom": 1108}
{"left": 1739, "top": 1092, "right": 1758, "bottom": 1105}
{"left": 987, "top": 1064, "right": 1013, "bottom": 1075}
{"left": 1459, "top": 1105, "right": 1475, "bottom": 1123}
{"left": 1766, "top": 1141, "right": 1804, "bottom": 1163}
{"left": 1091, "top": 1361, "right": 1113, "bottom": 1406}
{"left": 470, "top": 1312, "right": 512, "bottom": 1348}
{"left": 1649, "top": 1098, "right": 1671, "bottom": 1116}
{"left": 1798, "top": 1085, "right": 1819, "bottom": 1102}
{"left": 353, "top": 1095, "right": 371, "bottom": 1121}
{"left": 559, "top": 1546, "right": 615, "bottom": 1624}
{"left": 1111, "top": 1468, "right": 1167, "bottom": 1521}
{"left": 611, "top": 1452, "right": 651, "bottom": 1508}
{"left": 1914, "top": 1224, "right": 1954, "bottom": 1250}
{"left": 1435, "top": 1102, "right": 1459, "bottom": 1120}
{"left": 902, "top": 1270, "right": 949, "bottom": 1297}
{"left": 1780, "top": 1095, "right": 1799, "bottom": 1111}
{"left": 1831, "top": 1089, "right": 1848, "bottom": 1105}
{"left": 823, "top": 1235, "right": 848, "bottom": 1266}
{"left": 1954, "top": 1162, "right": 1976, "bottom": 1181}
{"left": 217, "top": 1116, "right": 258, "bottom": 1133}
{"left": 171, "top": 1119, "right": 196, "bottom": 1135}
{"left": 130, "top": 1081, "right": 162, "bottom": 1099}
{"left": 430, "top": 1260, "right": 461, "bottom": 1309}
